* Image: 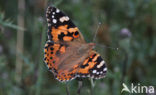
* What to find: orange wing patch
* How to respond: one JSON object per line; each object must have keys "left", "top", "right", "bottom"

{"left": 76, "top": 52, "right": 107, "bottom": 79}
{"left": 44, "top": 41, "right": 66, "bottom": 73}
{"left": 51, "top": 25, "right": 79, "bottom": 42}
{"left": 56, "top": 64, "right": 79, "bottom": 81}
{"left": 46, "top": 6, "right": 81, "bottom": 42}
{"left": 56, "top": 70, "right": 76, "bottom": 81}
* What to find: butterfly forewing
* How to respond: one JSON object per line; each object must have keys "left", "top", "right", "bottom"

{"left": 46, "top": 6, "right": 85, "bottom": 42}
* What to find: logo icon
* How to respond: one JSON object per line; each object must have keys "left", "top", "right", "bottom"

{"left": 121, "top": 83, "right": 130, "bottom": 93}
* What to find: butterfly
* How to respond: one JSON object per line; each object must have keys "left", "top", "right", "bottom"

{"left": 44, "top": 6, "right": 107, "bottom": 82}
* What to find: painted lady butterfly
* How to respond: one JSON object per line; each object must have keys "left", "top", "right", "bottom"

{"left": 44, "top": 6, "right": 107, "bottom": 82}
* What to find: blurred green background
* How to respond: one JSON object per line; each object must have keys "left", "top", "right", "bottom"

{"left": 0, "top": 0, "right": 156, "bottom": 95}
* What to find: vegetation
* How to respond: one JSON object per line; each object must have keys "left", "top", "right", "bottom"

{"left": 0, "top": 0, "right": 156, "bottom": 95}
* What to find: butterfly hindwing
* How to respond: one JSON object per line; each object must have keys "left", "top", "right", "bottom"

{"left": 77, "top": 51, "right": 107, "bottom": 79}
{"left": 44, "top": 41, "right": 60, "bottom": 73}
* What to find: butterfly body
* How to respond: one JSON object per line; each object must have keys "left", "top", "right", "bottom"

{"left": 44, "top": 6, "right": 107, "bottom": 82}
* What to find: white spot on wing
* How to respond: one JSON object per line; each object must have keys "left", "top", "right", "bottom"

{"left": 103, "top": 68, "right": 107, "bottom": 71}
{"left": 48, "top": 36, "right": 50, "bottom": 39}
{"left": 100, "top": 71, "right": 103, "bottom": 74}
{"left": 92, "top": 70, "right": 97, "bottom": 73}
{"left": 97, "top": 61, "right": 105, "bottom": 68}
{"left": 46, "top": 13, "right": 48, "bottom": 17}
{"left": 66, "top": 16, "right": 69, "bottom": 21}
{"left": 82, "top": 75, "right": 85, "bottom": 77}
{"left": 53, "top": 19, "right": 57, "bottom": 23}
{"left": 56, "top": 9, "right": 60, "bottom": 13}
{"left": 59, "top": 16, "right": 70, "bottom": 23}
{"left": 47, "top": 19, "right": 50, "bottom": 22}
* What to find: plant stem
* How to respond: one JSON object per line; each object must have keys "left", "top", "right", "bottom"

{"left": 77, "top": 80, "right": 83, "bottom": 95}
{"left": 90, "top": 78, "right": 95, "bottom": 95}
{"left": 66, "top": 82, "right": 70, "bottom": 95}
{"left": 15, "top": 0, "right": 25, "bottom": 85}
{"left": 35, "top": 25, "right": 46, "bottom": 95}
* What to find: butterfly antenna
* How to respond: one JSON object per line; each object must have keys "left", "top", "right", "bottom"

{"left": 96, "top": 43, "right": 119, "bottom": 50}
{"left": 93, "top": 22, "right": 118, "bottom": 51}
{"left": 93, "top": 22, "right": 101, "bottom": 42}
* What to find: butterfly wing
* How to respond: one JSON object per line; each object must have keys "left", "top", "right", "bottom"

{"left": 55, "top": 50, "right": 107, "bottom": 81}
{"left": 44, "top": 6, "right": 86, "bottom": 81}
{"left": 46, "top": 6, "right": 85, "bottom": 42}
{"left": 44, "top": 41, "right": 107, "bottom": 81}
{"left": 77, "top": 51, "right": 107, "bottom": 79}
{"left": 44, "top": 41, "right": 98, "bottom": 81}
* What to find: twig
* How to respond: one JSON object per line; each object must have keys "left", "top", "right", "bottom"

{"left": 90, "top": 78, "right": 95, "bottom": 95}
{"left": 77, "top": 80, "right": 83, "bottom": 95}
{"left": 66, "top": 82, "right": 70, "bottom": 95}
{"left": 35, "top": 22, "right": 46, "bottom": 95}
{"left": 15, "top": 0, "right": 25, "bottom": 85}
{"left": 121, "top": 49, "right": 128, "bottom": 84}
